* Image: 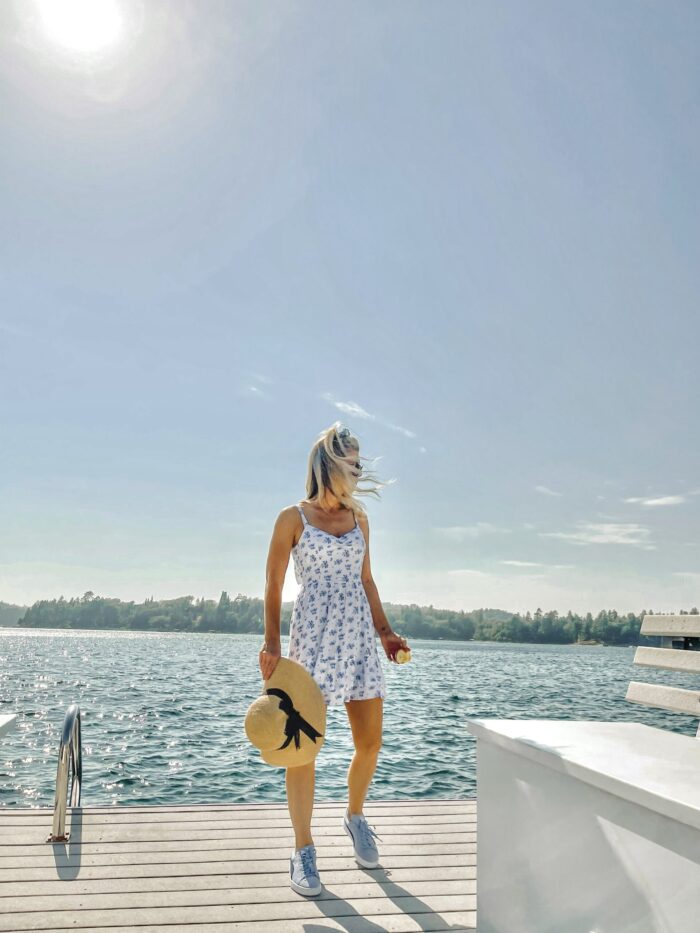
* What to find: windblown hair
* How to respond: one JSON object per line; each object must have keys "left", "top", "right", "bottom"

{"left": 305, "top": 422, "right": 391, "bottom": 515}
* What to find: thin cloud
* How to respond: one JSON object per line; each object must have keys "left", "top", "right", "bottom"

{"left": 436, "top": 523, "right": 511, "bottom": 541}
{"left": 501, "top": 560, "right": 575, "bottom": 570}
{"left": 535, "top": 485, "right": 563, "bottom": 497}
{"left": 387, "top": 422, "right": 417, "bottom": 438}
{"left": 321, "top": 392, "right": 416, "bottom": 438}
{"left": 446, "top": 568, "right": 490, "bottom": 577}
{"left": 241, "top": 384, "right": 268, "bottom": 399}
{"left": 322, "top": 394, "right": 375, "bottom": 420}
{"left": 673, "top": 571, "right": 700, "bottom": 580}
{"left": 624, "top": 495, "right": 685, "bottom": 507}
{"left": 448, "top": 567, "right": 553, "bottom": 584}
{"left": 239, "top": 372, "right": 273, "bottom": 398}
{"left": 541, "top": 522, "right": 655, "bottom": 550}
{"left": 501, "top": 559, "right": 542, "bottom": 567}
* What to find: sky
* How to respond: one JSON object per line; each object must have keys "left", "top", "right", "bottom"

{"left": 1, "top": 0, "right": 699, "bottom": 615}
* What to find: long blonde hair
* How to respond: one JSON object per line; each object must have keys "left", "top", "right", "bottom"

{"left": 305, "top": 422, "right": 390, "bottom": 514}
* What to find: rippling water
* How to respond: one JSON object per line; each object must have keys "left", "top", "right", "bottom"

{"left": 1, "top": 628, "right": 697, "bottom": 808}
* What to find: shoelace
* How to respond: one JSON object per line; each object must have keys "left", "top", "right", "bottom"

{"left": 299, "top": 846, "right": 317, "bottom": 877}
{"left": 357, "top": 816, "right": 382, "bottom": 847}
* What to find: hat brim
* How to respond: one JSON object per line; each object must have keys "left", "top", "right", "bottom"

{"left": 259, "top": 741, "right": 322, "bottom": 768}
{"left": 251, "top": 657, "right": 327, "bottom": 768}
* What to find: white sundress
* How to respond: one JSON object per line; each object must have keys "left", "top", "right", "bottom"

{"left": 288, "top": 502, "right": 387, "bottom": 707}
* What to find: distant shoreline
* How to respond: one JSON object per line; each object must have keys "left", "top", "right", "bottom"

{"left": 3, "top": 592, "right": 676, "bottom": 647}
{"left": 2, "top": 625, "right": 634, "bottom": 648}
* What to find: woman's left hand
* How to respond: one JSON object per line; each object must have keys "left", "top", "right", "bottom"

{"left": 380, "top": 630, "right": 410, "bottom": 662}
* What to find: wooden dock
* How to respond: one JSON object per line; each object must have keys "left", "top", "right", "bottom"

{"left": 0, "top": 798, "right": 476, "bottom": 931}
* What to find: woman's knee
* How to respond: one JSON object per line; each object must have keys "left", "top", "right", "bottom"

{"left": 353, "top": 734, "right": 382, "bottom": 756}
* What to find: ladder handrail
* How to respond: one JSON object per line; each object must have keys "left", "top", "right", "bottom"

{"left": 46, "top": 704, "right": 82, "bottom": 843}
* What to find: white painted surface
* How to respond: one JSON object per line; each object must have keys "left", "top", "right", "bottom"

{"left": 626, "top": 680, "right": 700, "bottom": 717}
{"left": 468, "top": 719, "right": 700, "bottom": 933}
{"left": 634, "top": 645, "right": 700, "bottom": 674}
{"left": 0, "top": 714, "right": 16, "bottom": 738}
{"left": 466, "top": 718, "right": 700, "bottom": 830}
{"left": 641, "top": 614, "right": 700, "bottom": 636}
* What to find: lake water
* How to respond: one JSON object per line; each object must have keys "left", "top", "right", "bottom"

{"left": 1, "top": 628, "right": 697, "bottom": 809}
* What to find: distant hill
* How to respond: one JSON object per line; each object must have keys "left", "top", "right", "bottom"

{"left": 0, "top": 601, "right": 28, "bottom": 627}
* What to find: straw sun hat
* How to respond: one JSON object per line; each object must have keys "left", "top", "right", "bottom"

{"left": 245, "top": 657, "right": 326, "bottom": 767}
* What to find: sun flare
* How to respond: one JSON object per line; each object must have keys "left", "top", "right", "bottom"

{"left": 35, "top": 0, "right": 124, "bottom": 55}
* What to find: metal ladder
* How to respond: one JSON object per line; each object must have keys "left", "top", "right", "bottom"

{"left": 46, "top": 703, "right": 82, "bottom": 843}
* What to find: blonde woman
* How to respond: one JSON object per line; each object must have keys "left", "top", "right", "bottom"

{"left": 260, "top": 423, "right": 410, "bottom": 896}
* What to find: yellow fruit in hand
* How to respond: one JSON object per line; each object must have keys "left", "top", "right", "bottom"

{"left": 395, "top": 648, "right": 412, "bottom": 664}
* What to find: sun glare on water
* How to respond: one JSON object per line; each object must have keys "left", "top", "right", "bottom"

{"left": 35, "top": 0, "right": 124, "bottom": 55}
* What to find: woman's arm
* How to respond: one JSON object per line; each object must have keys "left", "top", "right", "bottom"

{"left": 363, "top": 579, "right": 393, "bottom": 639}
{"left": 260, "top": 507, "right": 296, "bottom": 678}
{"left": 357, "top": 512, "right": 409, "bottom": 659}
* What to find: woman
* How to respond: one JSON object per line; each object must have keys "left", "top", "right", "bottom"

{"left": 260, "top": 422, "right": 410, "bottom": 897}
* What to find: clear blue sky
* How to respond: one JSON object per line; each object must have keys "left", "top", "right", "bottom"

{"left": 1, "top": 0, "right": 699, "bottom": 614}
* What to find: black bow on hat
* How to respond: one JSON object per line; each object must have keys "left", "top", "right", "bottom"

{"left": 266, "top": 687, "right": 324, "bottom": 750}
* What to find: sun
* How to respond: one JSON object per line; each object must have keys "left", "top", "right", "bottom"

{"left": 35, "top": 0, "right": 124, "bottom": 55}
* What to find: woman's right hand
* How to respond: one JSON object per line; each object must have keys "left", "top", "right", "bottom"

{"left": 259, "top": 641, "right": 282, "bottom": 681}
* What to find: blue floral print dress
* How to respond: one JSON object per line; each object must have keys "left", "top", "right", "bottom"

{"left": 288, "top": 503, "right": 387, "bottom": 706}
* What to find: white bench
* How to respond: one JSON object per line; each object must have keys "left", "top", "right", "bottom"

{"left": 466, "top": 614, "right": 700, "bottom": 933}
{"left": 627, "top": 612, "right": 700, "bottom": 732}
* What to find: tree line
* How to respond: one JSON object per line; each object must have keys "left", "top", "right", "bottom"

{"left": 14, "top": 591, "right": 699, "bottom": 645}
{"left": 0, "top": 601, "right": 26, "bottom": 627}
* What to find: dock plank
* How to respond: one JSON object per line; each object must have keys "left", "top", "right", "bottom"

{"left": 0, "top": 893, "right": 476, "bottom": 931}
{"left": 0, "top": 799, "right": 477, "bottom": 932}
{"left": 2, "top": 916, "right": 476, "bottom": 933}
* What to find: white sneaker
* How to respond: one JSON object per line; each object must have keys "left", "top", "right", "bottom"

{"left": 289, "top": 843, "right": 322, "bottom": 896}
{"left": 343, "top": 810, "right": 381, "bottom": 868}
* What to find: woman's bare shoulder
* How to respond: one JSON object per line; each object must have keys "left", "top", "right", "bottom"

{"left": 356, "top": 509, "right": 370, "bottom": 528}
{"left": 273, "top": 504, "right": 302, "bottom": 528}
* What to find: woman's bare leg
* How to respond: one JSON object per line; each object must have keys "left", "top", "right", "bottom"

{"left": 345, "top": 697, "right": 383, "bottom": 815}
{"left": 285, "top": 759, "right": 315, "bottom": 850}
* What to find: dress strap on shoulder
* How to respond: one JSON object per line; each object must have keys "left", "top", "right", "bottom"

{"left": 296, "top": 503, "right": 308, "bottom": 525}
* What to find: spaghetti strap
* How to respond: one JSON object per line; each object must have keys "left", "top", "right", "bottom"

{"left": 296, "top": 503, "right": 308, "bottom": 525}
